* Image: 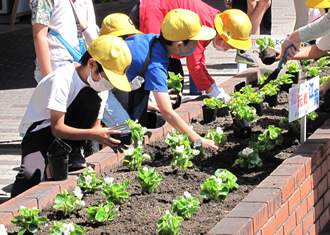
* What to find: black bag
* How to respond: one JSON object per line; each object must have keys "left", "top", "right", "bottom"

{"left": 110, "top": 123, "right": 132, "bottom": 145}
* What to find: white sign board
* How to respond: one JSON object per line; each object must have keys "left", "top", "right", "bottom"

{"left": 288, "top": 76, "right": 319, "bottom": 122}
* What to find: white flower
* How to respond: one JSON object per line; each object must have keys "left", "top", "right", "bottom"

{"left": 178, "top": 135, "right": 184, "bottom": 141}
{"left": 73, "top": 187, "right": 83, "bottom": 199}
{"left": 192, "top": 149, "right": 200, "bottom": 156}
{"left": 142, "top": 127, "right": 148, "bottom": 134}
{"left": 87, "top": 166, "right": 94, "bottom": 173}
{"left": 193, "top": 139, "right": 202, "bottom": 148}
{"left": 143, "top": 167, "right": 148, "bottom": 171}
{"left": 19, "top": 206, "right": 26, "bottom": 209}
{"left": 242, "top": 147, "right": 253, "bottom": 156}
{"left": 188, "top": 204, "right": 193, "bottom": 208}
{"left": 104, "top": 177, "right": 114, "bottom": 185}
{"left": 173, "top": 137, "right": 179, "bottom": 143}
{"left": 210, "top": 176, "right": 217, "bottom": 179}
{"left": 182, "top": 154, "right": 188, "bottom": 159}
{"left": 165, "top": 210, "right": 170, "bottom": 215}
{"left": 175, "top": 145, "right": 185, "bottom": 153}
{"left": 124, "top": 146, "right": 135, "bottom": 156}
{"left": 76, "top": 199, "right": 85, "bottom": 207}
{"left": 0, "top": 224, "right": 7, "bottom": 235}
{"left": 165, "top": 133, "right": 172, "bottom": 140}
{"left": 184, "top": 191, "right": 191, "bottom": 198}
{"left": 85, "top": 175, "right": 93, "bottom": 185}
{"left": 216, "top": 178, "right": 222, "bottom": 186}
{"left": 143, "top": 154, "right": 151, "bottom": 160}
{"left": 60, "top": 223, "right": 75, "bottom": 235}
{"left": 138, "top": 140, "right": 143, "bottom": 148}
{"left": 216, "top": 127, "right": 223, "bottom": 134}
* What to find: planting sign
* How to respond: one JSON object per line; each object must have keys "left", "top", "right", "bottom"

{"left": 288, "top": 76, "right": 319, "bottom": 122}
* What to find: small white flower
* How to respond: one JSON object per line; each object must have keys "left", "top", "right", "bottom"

{"left": 210, "top": 176, "right": 217, "bottom": 179}
{"left": 85, "top": 175, "right": 93, "bottom": 185}
{"left": 60, "top": 223, "right": 75, "bottom": 235}
{"left": 32, "top": 207, "right": 38, "bottom": 210}
{"left": 175, "top": 145, "right": 185, "bottom": 153}
{"left": 73, "top": 187, "right": 83, "bottom": 199}
{"left": 216, "top": 127, "right": 223, "bottom": 134}
{"left": 0, "top": 224, "right": 7, "bottom": 235}
{"left": 142, "top": 127, "right": 148, "bottom": 134}
{"left": 104, "top": 177, "right": 114, "bottom": 185}
{"left": 182, "top": 154, "right": 188, "bottom": 159}
{"left": 165, "top": 133, "right": 172, "bottom": 140}
{"left": 184, "top": 191, "right": 191, "bottom": 198}
{"left": 216, "top": 178, "right": 222, "bottom": 186}
{"left": 192, "top": 149, "right": 200, "bottom": 156}
{"left": 143, "top": 154, "right": 151, "bottom": 160}
{"left": 178, "top": 135, "right": 184, "bottom": 141}
{"left": 138, "top": 140, "right": 143, "bottom": 148}
{"left": 242, "top": 147, "right": 253, "bottom": 156}
{"left": 76, "top": 199, "right": 85, "bottom": 207}
{"left": 193, "top": 139, "right": 202, "bottom": 148}
{"left": 19, "top": 206, "right": 26, "bottom": 209}
{"left": 143, "top": 167, "right": 148, "bottom": 171}
{"left": 124, "top": 146, "right": 135, "bottom": 156}
{"left": 87, "top": 166, "right": 94, "bottom": 173}
{"left": 165, "top": 210, "right": 170, "bottom": 214}
{"left": 188, "top": 204, "right": 193, "bottom": 208}
{"left": 173, "top": 137, "right": 179, "bottom": 143}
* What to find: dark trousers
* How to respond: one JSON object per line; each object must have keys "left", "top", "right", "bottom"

{"left": 11, "top": 87, "right": 101, "bottom": 197}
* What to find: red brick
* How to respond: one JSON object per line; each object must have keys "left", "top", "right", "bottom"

{"left": 148, "top": 126, "right": 165, "bottom": 143}
{"left": 117, "top": 152, "right": 125, "bottom": 163}
{"left": 308, "top": 224, "right": 316, "bottom": 235}
{"left": 324, "top": 189, "right": 330, "bottom": 209}
{"left": 243, "top": 188, "right": 281, "bottom": 217}
{"left": 306, "top": 190, "right": 315, "bottom": 211}
{"left": 260, "top": 216, "right": 275, "bottom": 235}
{"left": 0, "top": 197, "right": 37, "bottom": 216}
{"left": 295, "top": 143, "right": 325, "bottom": 170}
{"left": 0, "top": 211, "right": 13, "bottom": 227}
{"left": 283, "top": 155, "right": 312, "bottom": 177}
{"left": 311, "top": 166, "right": 322, "bottom": 189}
{"left": 303, "top": 208, "right": 315, "bottom": 234}
{"left": 320, "top": 157, "right": 328, "bottom": 177}
{"left": 283, "top": 213, "right": 296, "bottom": 235}
{"left": 226, "top": 202, "right": 268, "bottom": 233}
{"left": 300, "top": 176, "right": 312, "bottom": 200}
{"left": 316, "top": 174, "right": 327, "bottom": 202}
{"left": 162, "top": 122, "right": 174, "bottom": 136}
{"left": 257, "top": 175, "right": 295, "bottom": 203}
{"left": 319, "top": 207, "right": 330, "bottom": 232}
{"left": 296, "top": 198, "right": 308, "bottom": 224}
{"left": 314, "top": 198, "right": 324, "bottom": 221}
{"left": 291, "top": 222, "right": 303, "bottom": 235}
{"left": 176, "top": 111, "right": 189, "bottom": 123}
{"left": 57, "top": 175, "right": 77, "bottom": 192}
{"left": 176, "top": 100, "right": 202, "bottom": 120}
{"left": 20, "top": 183, "right": 61, "bottom": 210}
{"left": 275, "top": 202, "right": 289, "bottom": 230}
{"left": 86, "top": 151, "right": 118, "bottom": 174}
{"left": 208, "top": 217, "right": 253, "bottom": 235}
{"left": 271, "top": 163, "right": 306, "bottom": 189}
{"left": 275, "top": 226, "right": 284, "bottom": 235}
{"left": 288, "top": 189, "right": 301, "bottom": 214}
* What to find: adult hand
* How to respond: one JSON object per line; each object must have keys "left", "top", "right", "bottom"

{"left": 168, "top": 88, "right": 182, "bottom": 109}
{"left": 280, "top": 30, "right": 301, "bottom": 60}
{"left": 201, "top": 137, "right": 219, "bottom": 151}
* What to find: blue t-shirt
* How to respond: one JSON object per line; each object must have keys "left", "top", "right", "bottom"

{"left": 125, "top": 34, "right": 169, "bottom": 92}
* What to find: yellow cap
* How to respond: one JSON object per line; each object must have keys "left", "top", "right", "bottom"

{"left": 305, "top": 0, "right": 330, "bottom": 8}
{"left": 214, "top": 9, "right": 252, "bottom": 50}
{"left": 101, "top": 13, "right": 143, "bottom": 37}
{"left": 88, "top": 35, "right": 132, "bottom": 92}
{"left": 161, "top": 8, "right": 216, "bottom": 41}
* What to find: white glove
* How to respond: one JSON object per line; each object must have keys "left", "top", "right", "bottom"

{"left": 206, "top": 83, "right": 231, "bottom": 103}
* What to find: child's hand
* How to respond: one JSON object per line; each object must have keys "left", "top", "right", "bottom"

{"left": 201, "top": 137, "right": 219, "bottom": 151}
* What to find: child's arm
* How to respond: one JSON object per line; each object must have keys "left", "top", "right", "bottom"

{"left": 153, "top": 91, "right": 219, "bottom": 150}
{"left": 32, "top": 23, "right": 52, "bottom": 78}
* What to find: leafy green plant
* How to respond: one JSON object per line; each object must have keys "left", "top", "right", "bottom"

{"left": 260, "top": 80, "right": 280, "bottom": 96}
{"left": 205, "top": 127, "right": 227, "bottom": 146}
{"left": 275, "top": 73, "right": 294, "bottom": 86}
{"left": 123, "top": 146, "right": 151, "bottom": 171}
{"left": 76, "top": 166, "right": 103, "bottom": 193}
{"left": 248, "top": 125, "right": 283, "bottom": 152}
{"left": 230, "top": 101, "right": 257, "bottom": 122}
{"left": 192, "top": 138, "right": 205, "bottom": 162}
{"left": 167, "top": 72, "right": 184, "bottom": 92}
{"left": 136, "top": 167, "right": 162, "bottom": 194}
{"left": 50, "top": 222, "right": 85, "bottom": 235}
{"left": 233, "top": 147, "right": 263, "bottom": 169}
{"left": 53, "top": 188, "right": 85, "bottom": 216}
{"left": 256, "top": 37, "right": 275, "bottom": 52}
{"left": 316, "top": 56, "right": 329, "bottom": 68}
{"left": 320, "top": 76, "right": 330, "bottom": 86}
{"left": 305, "top": 66, "right": 322, "bottom": 77}
{"left": 101, "top": 178, "right": 130, "bottom": 204}
{"left": 156, "top": 210, "right": 184, "bottom": 235}
{"left": 238, "top": 84, "right": 264, "bottom": 104}
{"left": 203, "top": 97, "right": 221, "bottom": 109}
{"left": 257, "top": 71, "right": 272, "bottom": 86}
{"left": 299, "top": 59, "right": 313, "bottom": 66}
{"left": 171, "top": 191, "right": 200, "bottom": 220}
{"left": 85, "top": 202, "right": 119, "bottom": 223}
{"left": 126, "top": 119, "right": 147, "bottom": 148}
{"left": 279, "top": 118, "right": 300, "bottom": 134}
{"left": 199, "top": 169, "right": 239, "bottom": 201}
{"left": 11, "top": 206, "right": 48, "bottom": 235}
{"left": 307, "top": 111, "right": 318, "bottom": 120}
{"left": 286, "top": 62, "right": 302, "bottom": 73}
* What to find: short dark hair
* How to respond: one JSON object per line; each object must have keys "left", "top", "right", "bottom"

{"left": 80, "top": 51, "right": 103, "bottom": 73}
{"left": 159, "top": 33, "right": 189, "bottom": 46}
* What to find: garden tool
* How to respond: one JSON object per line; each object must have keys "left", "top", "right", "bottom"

{"left": 264, "top": 45, "right": 294, "bottom": 85}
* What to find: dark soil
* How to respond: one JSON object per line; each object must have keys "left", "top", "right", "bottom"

{"left": 7, "top": 63, "right": 330, "bottom": 235}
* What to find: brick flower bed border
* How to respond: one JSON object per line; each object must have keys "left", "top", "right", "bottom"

{"left": 0, "top": 68, "right": 328, "bottom": 235}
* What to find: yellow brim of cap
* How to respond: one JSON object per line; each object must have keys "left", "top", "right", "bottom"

{"left": 189, "top": 26, "right": 216, "bottom": 41}
{"left": 103, "top": 27, "right": 143, "bottom": 37}
{"left": 305, "top": 0, "right": 330, "bottom": 8}
{"left": 103, "top": 68, "right": 132, "bottom": 92}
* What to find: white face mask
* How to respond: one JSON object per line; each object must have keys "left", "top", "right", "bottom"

{"left": 87, "top": 71, "right": 114, "bottom": 92}
{"left": 213, "top": 37, "right": 225, "bottom": 52}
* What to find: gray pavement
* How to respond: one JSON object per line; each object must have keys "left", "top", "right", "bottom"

{"left": 0, "top": 0, "right": 296, "bottom": 203}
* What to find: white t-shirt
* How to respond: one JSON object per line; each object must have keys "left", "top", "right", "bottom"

{"left": 316, "top": 34, "right": 330, "bottom": 51}
{"left": 19, "top": 64, "right": 108, "bottom": 136}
